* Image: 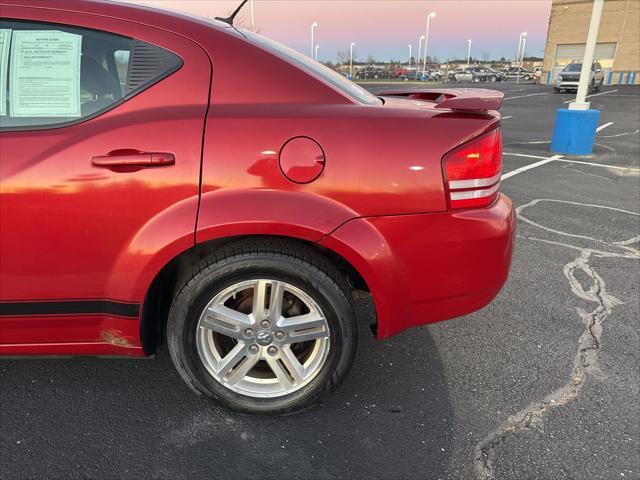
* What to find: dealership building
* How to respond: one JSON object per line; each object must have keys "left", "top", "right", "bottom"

{"left": 542, "top": 0, "right": 639, "bottom": 85}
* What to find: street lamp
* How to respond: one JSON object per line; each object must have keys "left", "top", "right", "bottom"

{"left": 467, "top": 39, "right": 472, "bottom": 66}
{"left": 516, "top": 32, "right": 527, "bottom": 83}
{"left": 408, "top": 44, "right": 412, "bottom": 68}
{"left": 250, "top": 0, "right": 255, "bottom": 31}
{"left": 315, "top": 44, "right": 319, "bottom": 61}
{"left": 350, "top": 42, "right": 356, "bottom": 78}
{"left": 417, "top": 35, "right": 425, "bottom": 79}
{"left": 422, "top": 12, "right": 436, "bottom": 78}
{"left": 516, "top": 32, "right": 524, "bottom": 64}
{"left": 520, "top": 33, "right": 528, "bottom": 66}
{"left": 310, "top": 22, "right": 318, "bottom": 59}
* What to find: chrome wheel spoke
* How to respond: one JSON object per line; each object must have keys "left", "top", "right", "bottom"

{"left": 201, "top": 304, "right": 253, "bottom": 339}
{"left": 279, "top": 346, "right": 306, "bottom": 384}
{"left": 266, "top": 346, "right": 305, "bottom": 388}
{"left": 268, "top": 281, "right": 285, "bottom": 322}
{"left": 216, "top": 342, "right": 248, "bottom": 378}
{"left": 252, "top": 279, "right": 285, "bottom": 322}
{"left": 278, "top": 312, "right": 329, "bottom": 343}
{"left": 224, "top": 352, "right": 260, "bottom": 386}
{"left": 252, "top": 280, "right": 269, "bottom": 321}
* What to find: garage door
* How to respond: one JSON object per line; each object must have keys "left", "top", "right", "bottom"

{"left": 552, "top": 43, "right": 617, "bottom": 80}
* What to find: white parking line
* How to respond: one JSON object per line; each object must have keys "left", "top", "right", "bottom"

{"left": 501, "top": 155, "right": 563, "bottom": 180}
{"left": 599, "top": 129, "right": 639, "bottom": 138}
{"left": 504, "top": 151, "right": 639, "bottom": 173}
{"left": 596, "top": 122, "right": 614, "bottom": 132}
{"left": 563, "top": 89, "right": 618, "bottom": 103}
{"left": 502, "top": 115, "right": 513, "bottom": 120}
{"left": 504, "top": 152, "right": 548, "bottom": 159}
{"left": 557, "top": 158, "right": 640, "bottom": 172}
{"left": 503, "top": 93, "right": 549, "bottom": 101}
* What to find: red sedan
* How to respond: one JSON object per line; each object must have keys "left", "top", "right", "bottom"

{"left": 0, "top": 0, "right": 515, "bottom": 413}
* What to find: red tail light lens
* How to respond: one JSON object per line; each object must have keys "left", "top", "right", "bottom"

{"left": 443, "top": 128, "right": 502, "bottom": 210}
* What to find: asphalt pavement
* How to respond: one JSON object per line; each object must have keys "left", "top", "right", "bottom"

{"left": 1, "top": 82, "right": 638, "bottom": 480}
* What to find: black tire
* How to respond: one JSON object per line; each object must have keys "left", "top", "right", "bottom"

{"left": 489, "top": 75, "right": 497, "bottom": 82}
{"left": 167, "top": 238, "right": 357, "bottom": 414}
{"left": 523, "top": 74, "right": 531, "bottom": 81}
{"left": 553, "top": 87, "right": 560, "bottom": 94}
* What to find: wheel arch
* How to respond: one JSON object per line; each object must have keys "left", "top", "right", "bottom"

{"left": 140, "top": 234, "right": 372, "bottom": 355}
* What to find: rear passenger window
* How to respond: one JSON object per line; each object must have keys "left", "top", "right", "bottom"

{"left": 0, "top": 20, "right": 182, "bottom": 130}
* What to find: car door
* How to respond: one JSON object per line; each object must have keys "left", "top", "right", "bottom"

{"left": 0, "top": 8, "right": 211, "bottom": 354}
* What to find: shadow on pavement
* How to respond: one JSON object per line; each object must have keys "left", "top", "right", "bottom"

{"left": 0, "top": 298, "right": 452, "bottom": 479}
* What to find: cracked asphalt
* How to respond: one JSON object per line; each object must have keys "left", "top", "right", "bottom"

{"left": 1, "top": 83, "right": 639, "bottom": 480}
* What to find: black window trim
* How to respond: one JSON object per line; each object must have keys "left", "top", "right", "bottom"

{"left": 0, "top": 18, "right": 184, "bottom": 133}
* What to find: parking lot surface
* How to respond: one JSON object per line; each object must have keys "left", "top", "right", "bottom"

{"left": 1, "top": 83, "right": 638, "bottom": 480}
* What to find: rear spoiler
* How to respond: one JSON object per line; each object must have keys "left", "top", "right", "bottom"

{"left": 378, "top": 88, "right": 504, "bottom": 112}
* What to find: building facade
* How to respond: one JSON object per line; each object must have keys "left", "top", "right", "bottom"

{"left": 542, "top": 0, "right": 639, "bottom": 85}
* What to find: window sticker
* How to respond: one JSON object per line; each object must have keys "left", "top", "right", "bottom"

{"left": 10, "top": 30, "right": 82, "bottom": 117}
{"left": 0, "top": 29, "right": 11, "bottom": 116}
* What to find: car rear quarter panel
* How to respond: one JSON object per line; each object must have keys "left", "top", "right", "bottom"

{"left": 198, "top": 104, "right": 501, "bottom": 243}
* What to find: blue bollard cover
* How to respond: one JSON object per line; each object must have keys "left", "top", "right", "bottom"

{"left": 551, "top": 108, "right": 601, "bottom": 155}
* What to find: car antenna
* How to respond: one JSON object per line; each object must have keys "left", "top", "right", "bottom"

{"left": 215, "top": 0, "right": 249, "bottom": 27}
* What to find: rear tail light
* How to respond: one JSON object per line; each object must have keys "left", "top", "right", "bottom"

{"left": 443, "top": 128, "right": 502, "bottom": 210}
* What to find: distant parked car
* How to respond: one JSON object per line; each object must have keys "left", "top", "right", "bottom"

{"left": 468, "top": 66, "right": 505, "bottom": 82}
{"left": 554, "top": 61, "right": 604, "bottom": 93}
{"left": 427, "top": 70, "right": 443, "bottom": 81}
{"left": 448, "top": 69, "right": 473, "bottom": 82}
{"left": 393, "top": 67, "right": 419, "bottom": 80}
{"left": 533, "top": 66, "right": 543, "bottom": 83}
{"left": 355, "top": 66, "right": 384, "bottom": 80}
{"left": 506, "top": 67, "right": 533, "bottom": 80}
{"left": 393, "top": 67, "right": 410, "bottom": 79}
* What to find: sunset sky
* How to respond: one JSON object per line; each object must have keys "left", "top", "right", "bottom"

{"left": 127, "top": 0, "right": 552, "bottom": 62}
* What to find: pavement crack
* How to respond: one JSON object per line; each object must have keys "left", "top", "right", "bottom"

{"left": 474, "top": 199, "right": 639, "bottom": 480}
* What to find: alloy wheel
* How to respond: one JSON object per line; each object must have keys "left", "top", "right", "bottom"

{"left": 196, "top": 279, "right": 331, "bottom": 398}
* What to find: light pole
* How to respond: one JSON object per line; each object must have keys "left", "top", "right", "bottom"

{"left": 250, "top": 0, "right": 255, "bottom": 31}
{"left": 516, "top": 32, "right": 524, "bottom": 64}
{"left": 467, "top": 39, "right": 472, "bottom": 66}
{"left": 519, "top": 34, "right": 527, "bottom": 66}
{"left": 310, "top": 22, "right": 318, "bottom": 59}
{"left": 422, "top": 12, "right": 436, "bottom": 78}
{"left": 315, "top": 44, "right": 319, "bottom": 61}
{"left": 516, "top": 32, "right": 526, "bottom": 83}
{"left": 350, "top": 42, "right": 355, "bottom": 78}
{"left": 417, "top": 35, "right": 425, "bottom": 79}
{"left": 408, "top": 44, "right": 412, "bottom": 68}
{"left": 572, "top": 0, "right": 604, "bottom": 109}
{"left": 550, "top": 0, "right": 604, "bottom": 155}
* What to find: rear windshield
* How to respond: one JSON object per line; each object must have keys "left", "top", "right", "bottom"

{"left": 241, "top": 30, "right": 382, "bottom": 106}
{"left": 564, "top": 63, "right": 582, "bottom": 72}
